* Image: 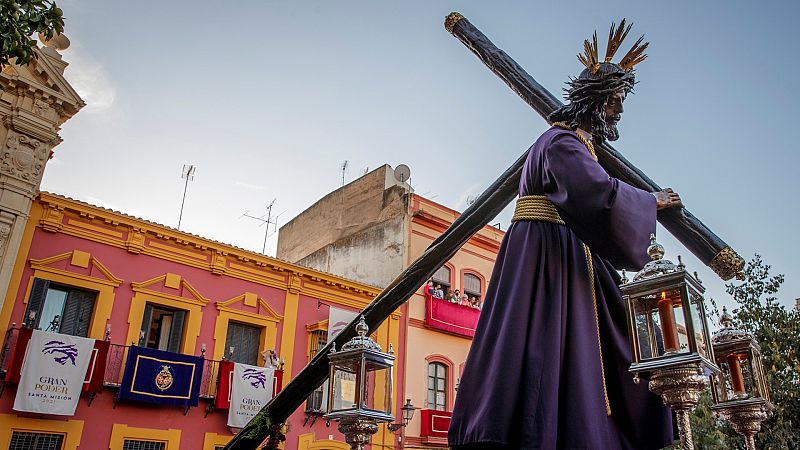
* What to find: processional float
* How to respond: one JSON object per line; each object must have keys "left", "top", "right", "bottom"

{"left": 224, "top": 13, "right": 749, "bottom": 450}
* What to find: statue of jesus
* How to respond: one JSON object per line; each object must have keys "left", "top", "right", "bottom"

{"left": 449, "top": 20, "right": 680, "bottom": 450}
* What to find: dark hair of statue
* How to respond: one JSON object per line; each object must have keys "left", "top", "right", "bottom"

{"left": 548, "top": 62, "right": 636, "bottom": 141}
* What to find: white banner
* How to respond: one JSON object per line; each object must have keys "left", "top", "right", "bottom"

{"left": 327, "top": 307, "right": 359, "bottom": 411}
{"left": 227, "top": 363, "right": 275, "bottom": 428}
{"left": 13, "top": 330, "right": 94, "bottom": 415}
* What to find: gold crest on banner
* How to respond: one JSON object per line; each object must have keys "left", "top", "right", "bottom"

{"left": 155, "top": 364, "right": 174, "bottom": 391}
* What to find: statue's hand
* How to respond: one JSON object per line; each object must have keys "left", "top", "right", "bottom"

{"left": 654, "top": 188, "right": 682, "bottom": 210}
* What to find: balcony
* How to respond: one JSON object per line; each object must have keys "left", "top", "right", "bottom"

{"left": 419, "top": 408, "right": 452, "bottom": 444}
{"left": 424, "top": 293, "right": 480, "bottom": 338}
{"left": 1, "top": 327, "right": 283, "bottom": 402}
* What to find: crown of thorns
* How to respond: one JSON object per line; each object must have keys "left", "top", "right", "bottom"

{"left": 577, "top": 19, "right": 648, "bottom": 74}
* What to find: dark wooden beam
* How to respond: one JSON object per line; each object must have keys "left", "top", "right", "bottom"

{"left": 445, "top": 12, "right": 743, "bottom": 281}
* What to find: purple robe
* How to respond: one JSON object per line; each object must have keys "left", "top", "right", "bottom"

{"left": 449, "top": 128, "right": 674, "bottom": 449}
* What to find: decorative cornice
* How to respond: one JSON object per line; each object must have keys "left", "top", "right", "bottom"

{"left": 29, "top": 251, "right": 123, "bottom": 286}
{"left": 130, "top": 274, "right": 209, "bottom": 306}
{"left": 216, "top": 292, "right": 284, "bottom": 322}
{"left": 36, "top": 192, "right": 382, "bottom": 302}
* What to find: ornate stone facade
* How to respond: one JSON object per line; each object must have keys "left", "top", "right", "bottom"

{"left": 0, "top": 37, "right": 84, "bottom": 314}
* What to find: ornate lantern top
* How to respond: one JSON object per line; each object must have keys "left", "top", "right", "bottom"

{"left": 633, "top": 234, "right": 682, "bottom": 282}
{"left": 712, "top": 307, "right": 757, "bottom": 348}
{"left": 340, "top": 316, "right": 382, "bottom": 352}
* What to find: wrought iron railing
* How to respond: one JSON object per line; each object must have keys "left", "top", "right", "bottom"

{"left": 4, "top": 330, "right": 282, "bottom": 402}
{"left": 102, "top": 343, "right": 221, "bottom": 398}
{"left": 0, "top": 326, "right": 20, "bottom": 377}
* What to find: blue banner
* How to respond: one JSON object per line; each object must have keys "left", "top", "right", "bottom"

{"left": 118, "top": 346, "right": 204, "bottom": 407}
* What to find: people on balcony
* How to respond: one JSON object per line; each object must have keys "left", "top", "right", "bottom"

{"left": 425, "top": 285, "right": 484, "bottom": 310}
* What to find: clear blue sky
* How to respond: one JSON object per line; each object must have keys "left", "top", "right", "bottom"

{"left": 45, "top": 1, "right": 799, "bottom": 312}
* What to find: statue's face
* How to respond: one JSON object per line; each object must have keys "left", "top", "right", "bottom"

{"left": 603, "top": 90, "right": 626, "bottom": 141}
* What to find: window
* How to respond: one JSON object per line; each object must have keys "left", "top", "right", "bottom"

{"left": 24, "top": 278, "right": 96, "bottom": 337}
{"left": 122, "top": 441, "right": 165, "bottom": 450}
{"left": 432, "top": 266, "right": 451, "bottom": 293}
{"left": 9, "top": 431, "right": 65, "bottom": 450}
{"left": 225, "top": 321, "right": 262, "bottom": 366}
{"left": 427, "top": 362, "right": 447, "bottom": 411}
{"left": 464, "top": 273, "right": 482, "bottom": 302}
{"left": 305, "top": 329, "right": 328, "bottom": 413}
{"left": 138, "top": 304, "right": 186, "bottom": 353}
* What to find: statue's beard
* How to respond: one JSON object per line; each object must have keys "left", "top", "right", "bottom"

{"left": 605, "top": 121, "right": 620, "bottom": 141}
{"left": 591, "top": 111, "right": 621, "bottom": 142}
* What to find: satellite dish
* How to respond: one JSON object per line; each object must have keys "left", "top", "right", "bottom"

{"left": 394, "top": 164, "right": 411, "bottom": 184}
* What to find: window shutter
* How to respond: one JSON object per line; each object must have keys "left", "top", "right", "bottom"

{"left": 61, "top": 290, "right": 96, "bottom": 337}
{"left": 464, "top": 274, "right": 481, "bottom": 297}
{"left": 139, "top": 304, "right": 154, "bottom": 346}
{"left": 225, "top": 322, "right": 261, "bottom": 366}
{"left": 432, "top": 266, "right": 451, "bottom": 286}
{"left": 24, "top": 278, "right": 49, "bottom": 328}
{"left": 167, "top": 310, "right": 186, "bottom": 353}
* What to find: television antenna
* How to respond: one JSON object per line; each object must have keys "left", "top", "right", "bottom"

{"left": 340, "top": 160, "right": 349, "bottom": 186}
{"left": 178, "top": 164, "right": 196, "bottom": 230}
{"left": 241, "top": 198, "right": 282, "bottom": 254}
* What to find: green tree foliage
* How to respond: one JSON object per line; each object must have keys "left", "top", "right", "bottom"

{"left": 722, "top": 254, "right": 800, "bottom": 449}
{"left": 666, "top": 255, "right": 800, "bottom": 449}
{"left": 0, "top": 0, "right": 64, "bottom": 67}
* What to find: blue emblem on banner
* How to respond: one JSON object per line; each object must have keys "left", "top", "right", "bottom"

{"left": 42, "top": 340, "right": 79, "bottom": 365}
{"left": 118, "top": 346, "right": 204, "bottom": 407}
{"left": 242, "top": 367, "right": 267, "bottom": 389}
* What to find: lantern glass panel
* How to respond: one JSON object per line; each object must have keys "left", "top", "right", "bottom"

{"left": 330, "top": 364, "right": 358, "bottom": 412}
{"left": 741, "top": 354, "right": 758, "bottom": 397}
{"left": 689, "top": 292, "right": 709, "bottom": 358}
{"left": 332, "top": 370, "right": 357, "bottom": 410}
{"left": 633, "top": 287, "right": 688, "bottom": 359}
{"left": 717, "top": 349, "right": 757, "bottom": 402}
{"left": 359, "top": 369, "right": 376, "bottom": 410}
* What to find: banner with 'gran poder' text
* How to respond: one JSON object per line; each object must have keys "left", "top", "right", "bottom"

{"left": 227, "top": 363, "right": 275, "bottom": 428}
{"left": 13, "top": 330, "right": 94, "bottom": 415}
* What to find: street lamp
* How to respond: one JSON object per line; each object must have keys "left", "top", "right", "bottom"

{"left": 388, "top": 399, "right": 416, "bottom": 432}
{"left": 325, "top": 316, "right": 395, "bottom": 450}
{"left": 710, "top": 308, "right": 774, "bottom": 450}
{"left": 621, "top": 235, "right": 720, "bottom": 450}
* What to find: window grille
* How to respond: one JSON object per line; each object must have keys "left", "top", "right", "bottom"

{"left": 8, "top": 431, "right": 65, "bottom": 450}
{"left": 225, "top": 321, "right": 262, "bottom": 365}
{"left": 305, "top": 329, "right": 328, "bottom": 413}
{"left": 427, "top": 362, "right": 448, "bottom": 411}
{"left": 121, "top": 439, "right": 166, "bottom": 450}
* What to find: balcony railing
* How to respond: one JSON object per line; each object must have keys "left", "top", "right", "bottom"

{"left": 420, "top": 408, "right": 452, "bottom": 440}
{"left": 0, "top": 326, "right": 20, "bottom": 378}
{"left": 2, "top": 327, "right": 283, "bottom": 401}
{"left": 424, "top": 292, "right": 481, "bottom": 338}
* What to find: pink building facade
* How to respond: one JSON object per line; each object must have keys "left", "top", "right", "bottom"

{"left": 0, "top": 193, "right": 405, "bottom": 450}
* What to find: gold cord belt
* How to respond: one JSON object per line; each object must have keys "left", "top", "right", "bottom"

{"left": 511, "top": 195, "right": 565, "bottom": 225}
